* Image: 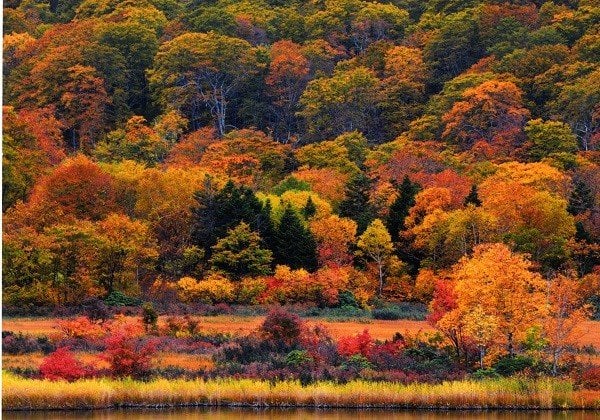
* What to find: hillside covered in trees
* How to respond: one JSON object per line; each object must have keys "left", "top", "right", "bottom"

{"left": 3, "top": 0, "right": 600, "bottom": 382}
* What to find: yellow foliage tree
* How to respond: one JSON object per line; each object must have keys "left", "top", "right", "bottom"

{"left": 451, "top": 243, "right": 548, "bottom": 357}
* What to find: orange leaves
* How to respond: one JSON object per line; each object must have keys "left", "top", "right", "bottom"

{"left": 267, "top": 40, "right": 309, "bottom": 105}
{"left": 294, "top": 168, "right": 349, "bottom": 205}
{"left": 310, "top": 215, "right": 357, "bottom": 267}
{"left": 260, "top": 265, "right": 356, "bottom": 307}
{"left": 442, "top": 80, "right": 530, "bottom": 153}
{"left": 165, "top": 127, "right": 218, "bottom": 167}
{"left": 56, "top": 316, "right": 106, "bottom": 340}
{"left": 27, "top": 155, "right": 117, "bottom": 224}
{"left": 198, "top": 129, "right": 289, "bottom": 188}
{"left": 452, "top": 243, "right": 547, "bottom": 352}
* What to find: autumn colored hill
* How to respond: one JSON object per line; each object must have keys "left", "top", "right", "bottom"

{"left": 2, "top": 0, "right": 600, "bottom": 382}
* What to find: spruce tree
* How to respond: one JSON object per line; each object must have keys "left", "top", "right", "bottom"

{"left": 191, "top": 179, "right": 263, "bottom": 256}
{"left": 386, "top": 175, "right": 420, "bottom": 242}
{"left": 302, "top": 196, "right": 317, "bottom": 219}
{"left": 464, "top": 184, "right": 482, "bottom": 207}
{"left": 568, "top": 180, "right": 594, "bottom": 216}
{"left": 273, "top": 205, "right": 318, "bottom": 270}
{"left": 339, "top": 173, "right": 375, "bottom": 234}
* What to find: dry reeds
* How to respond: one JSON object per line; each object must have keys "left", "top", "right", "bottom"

{"left": 3, "top": 372, "right": 599, "bottom": 411}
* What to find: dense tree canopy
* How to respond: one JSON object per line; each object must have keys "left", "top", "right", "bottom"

{"left": 3, "top": 0, "right": 599, "bottom": 357}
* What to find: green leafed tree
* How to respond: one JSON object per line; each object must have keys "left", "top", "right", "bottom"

{"left": 148, "top": 32, "right": 260, "bottom": 135}
{"left": 209, "top": 222, "right": 273, "bottom": 280}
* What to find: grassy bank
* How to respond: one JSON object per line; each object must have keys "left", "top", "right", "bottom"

{"left": 3, "top": 372, "right": 599, "bottom": 411}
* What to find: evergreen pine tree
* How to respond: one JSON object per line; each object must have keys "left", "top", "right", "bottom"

{"left": 464, "top": 184, "right": 482, "bottom": 207}
{"left": 386, "top": 175, "right": 420, "bottom": 242}
{"left": 302, "top": 196, "right": 317, "bottom": 219}
{"left": 257, "top": 199, "right": 277, "bottom": 251}
{"left": 339, "top": 173, "right": 375, "bottom": 234}
{"left": 273, "top": 205, "right": 318, "bottom": 270}
{"left": 191, "top": 179, "right": 263, "bottom": 256}
{"left": 568, "top": 180, "right": 594, "bottom": 216}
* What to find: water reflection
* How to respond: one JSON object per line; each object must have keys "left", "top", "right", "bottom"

{"left": 3, "top": 408, "right": 599, "bottom": 420}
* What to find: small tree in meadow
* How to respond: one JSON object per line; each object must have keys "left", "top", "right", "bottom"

{"left": 104, "top": 332, "right": 157, "bottom": 379}
{"left": 260, "top": 307, "right": 303, "bottom": 347}
{"left": 39, "top": 347, "right": 87, "bottom": 381}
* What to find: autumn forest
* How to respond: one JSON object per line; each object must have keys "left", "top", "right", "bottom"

{"left": 2, "top": 0, "right": 600, "bottom": 410}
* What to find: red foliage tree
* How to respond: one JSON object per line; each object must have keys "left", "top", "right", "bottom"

{"left": 39, "top": 347, "right": 87, "bottom": 381}
{"left": 337, "top": 329, "right": 374, "bottom": 357}
{"left": 103, "top": 332, "right": 157, "bottom": 378}
{"left": 260, "top": 307, "right": 304, "bottom": 346}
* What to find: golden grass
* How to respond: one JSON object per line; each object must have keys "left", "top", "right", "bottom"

{"left": 5, "top": 316, "right": 599, "bottom": 347}
{"left": 155, "top": 353, "right": 214, "bottom": 371}
{"left": 3, "top": 371, "right": 599, "bottom": 411}
{"left": 2, "top": 316, "right": 432, "bottom": 340}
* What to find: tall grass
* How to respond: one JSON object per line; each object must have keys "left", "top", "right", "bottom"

{"left": 3, "top": 372, "right": 599, "bottom": 411}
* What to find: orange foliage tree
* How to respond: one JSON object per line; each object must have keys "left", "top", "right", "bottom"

{"left": 442, "top": 80, "right": 530, "bottom": 153}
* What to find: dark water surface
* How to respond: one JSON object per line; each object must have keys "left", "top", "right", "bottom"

{"left": 3, "top": 408, "right": 599, "bottom": 420}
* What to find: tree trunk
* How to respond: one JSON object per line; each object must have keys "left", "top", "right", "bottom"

{"left": 507, "top": 332, "right": 514, "bottom": 356}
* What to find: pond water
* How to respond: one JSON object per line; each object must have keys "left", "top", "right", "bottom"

{"left": 3, "top": 408, "right": 599, "bottom": 420}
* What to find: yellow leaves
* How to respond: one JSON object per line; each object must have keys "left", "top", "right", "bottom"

{"left": 176, "top": 274, "right": 235, "bottom": 304}
{"left": 383, "top": 46, "right": 427, "bottom": 85}
{"left": 356, "top": 219, "right": 393, "bottom": 260}
{"left": 452, "top": 243, "right": 548, "bottom": 347}
{"left": 481, "top": 161, "right": 571, "bottom": 199}
{"left": 258, "top": 191, "right": 332, "bottom": 222}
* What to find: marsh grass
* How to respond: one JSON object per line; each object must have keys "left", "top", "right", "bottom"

{"left": 3, "top": 372, "right": 599, "bottom": 411}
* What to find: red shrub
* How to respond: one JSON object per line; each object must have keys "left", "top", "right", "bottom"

{"left": 39, "top": 347, "right": 86, "bottom": 381}
{"left": 577, "top": 366, "right": 600, "bottom": 390}
{"left": 103, "top": 332, "right": 157, "bottom": 378}
{"left": 337, "top": 329, "right": 373, "bottom": 358}
{"left": 260, "top": 307, "right": 303, "bottom": 346}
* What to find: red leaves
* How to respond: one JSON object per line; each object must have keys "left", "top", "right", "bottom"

{"left": 40, "top": 347, "right": 87, "bottom": 381}
{"left": 260, "top": 307, "right": 304, "bottom": 346}
{"left": 103, "top": 331, "right": 157, "bottom": 378}
{"left": 338, "top": 329, "right": 374, "bottom": 357}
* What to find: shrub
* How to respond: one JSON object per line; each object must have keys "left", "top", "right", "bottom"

{"left": 104, "top": 332, "right": 157, "bottom": 379}
{"left": 56, "top": 316, "right": 105, "bottom": 340}
{"left": 337, "top": 330, "right": 373, "bottom": 357}
{"left": 342, "top": 354, "right": 373, "bottom": 371}
{"left": 372, "top": 303, "right": 428, "bottom": 320}
{"left": 141, "top": 302, "right": 158, "bottom": 333}
{"left": 337, "top": 290, "right": 360, "bottom": 308}
{"left": 260, "top": 307, "right": 303, "bottom": 347}
{"left": 472, "top": 368, "right": 501, "bottom": 380}
{"left": 286, "top": 350, "right": 314, "bottom": 367}
{"left": 494, "top": 355, "right": 535, "bottom": 376}
{"left": 576, "top": 366, "right": 600, "bottom": 390}
{"left": 372, "top": 307, "right": 404, "bottom": 320}
{"left": 236, "top": 277, "right": 267, "bottom": 304}
{"left": 39, "top": 347, "right": 87, "bottom": 381}
{"left": 368, "top": 340, "right": 405, "bottom": 368}
{"left": 81, "top": 298, "right": 111, "bottom": 322}
{"left": 2, "top": 333, "right": 55, "bottom": 355}
{"left": 176, "top": 275, "right": 235, "bottom": 304}
{"left": 104, "top": 291, "right": 142, "bottom": 307}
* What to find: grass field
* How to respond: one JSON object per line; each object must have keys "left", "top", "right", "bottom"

{"left": 3, "top": 316, "right": 600, "bottom": 346}
{"left": 3, "top": 372, "right": 599, "bottom": 410}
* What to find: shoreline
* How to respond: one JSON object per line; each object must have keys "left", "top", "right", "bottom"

{"left": 3, "top": 374, "right": 599, "bottom": 411}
